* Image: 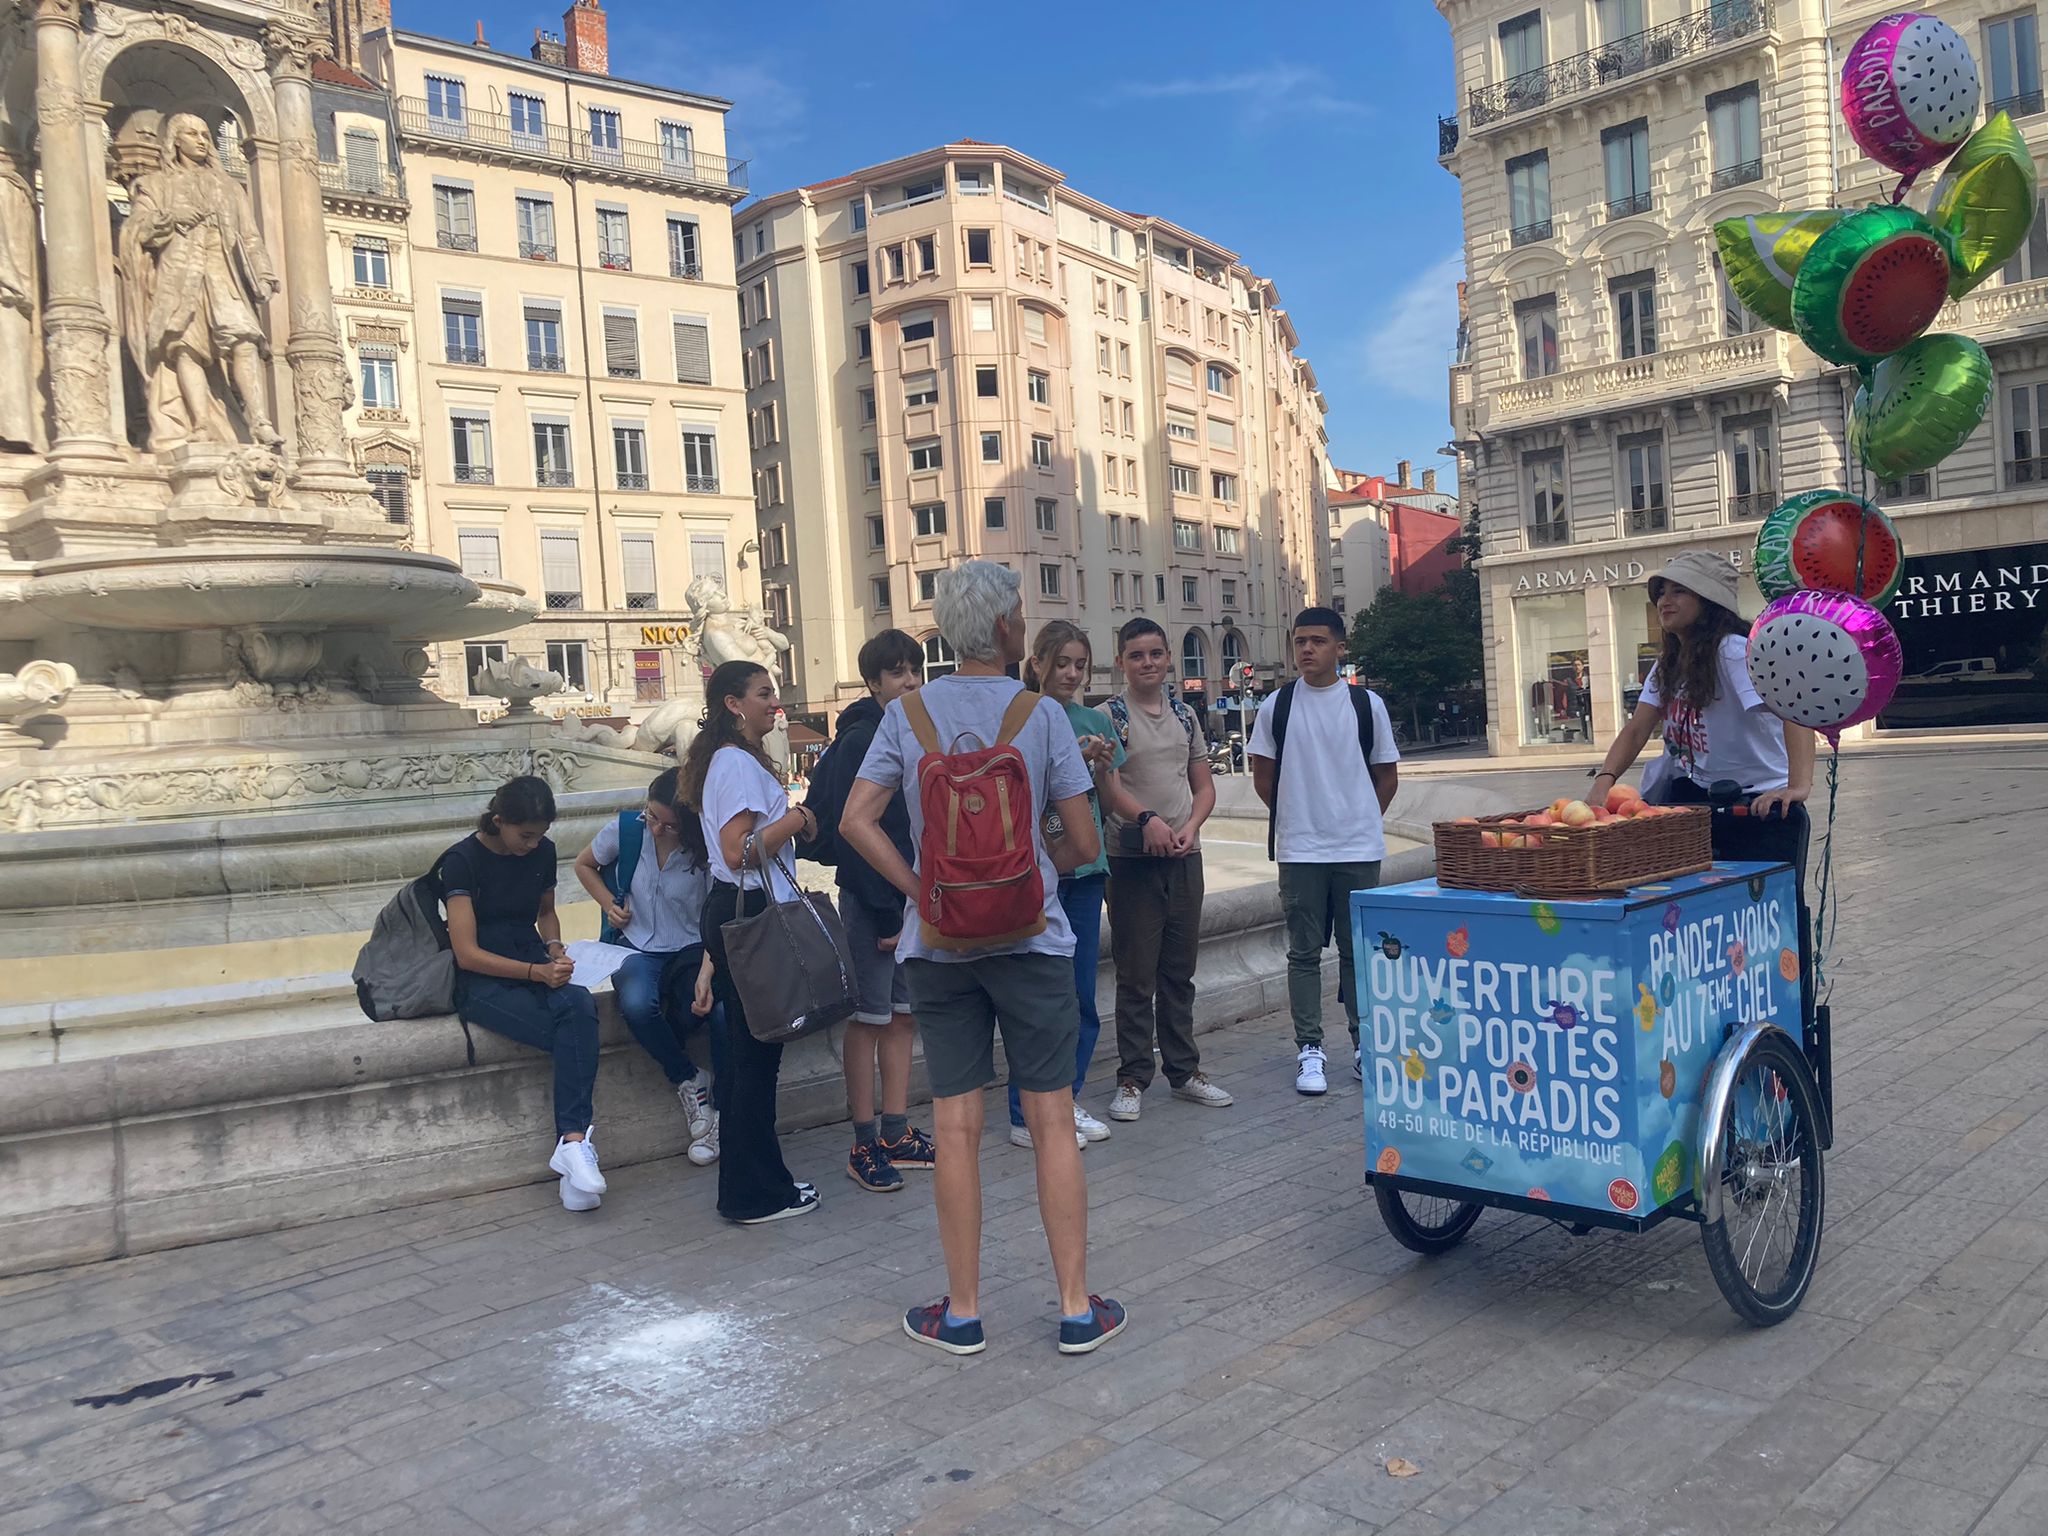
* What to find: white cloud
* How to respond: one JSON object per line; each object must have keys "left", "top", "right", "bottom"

{"left": 1122, "top": 64, "right": 1366, "bottom": 124}
{"left": 1364, "top": 249, "right": 1465, "bottom": 403}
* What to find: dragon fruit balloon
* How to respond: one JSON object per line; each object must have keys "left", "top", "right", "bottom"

{"left": 1745, "top": 591, "right": 1905, "bottom": 747}
{"left": 1841, "top": 13, "right": 1981, "bottom": 181}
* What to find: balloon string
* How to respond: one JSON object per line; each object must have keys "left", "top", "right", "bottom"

{"left": 1810, "top": 744, "right": 1842, "bottom": 1008}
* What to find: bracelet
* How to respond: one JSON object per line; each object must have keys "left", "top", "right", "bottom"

{"left": 526, "top": 963, "right": 535, "bottom": 981}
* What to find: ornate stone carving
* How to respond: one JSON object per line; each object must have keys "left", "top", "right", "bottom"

{"left": 472, "top": 654, "right": 566, "bottom": 715}
{"left": 116, "top": 112, "right": 283, "bottom": 452}
{"left": 260, "top": 21, "right": 328, "bottom": 80}
{"left": 288, "top": 350, "right": 352, "bottom": 463}
{"left": 214, "top": 443, "right": 295, "bottom": 506}
{"left": 0, "top": 153, "right": 42, "bottom": 452}
{"left": 228, "top": 627, "right": 322, "bottom": 682}
{"left": 17, "top": 0, "right": 84, "bottom": 30}
{"left": 0, "top": 659, "right": 78, "bottom": 719}
{"left": 42, "top": 316, "right": 110, "bottom": 437}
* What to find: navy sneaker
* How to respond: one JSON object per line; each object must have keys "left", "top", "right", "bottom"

{"left": 847, "top": 1140, "right": 903, "bottom": 1193}
{"left": 903, "top": 1298, "right": 985, "bottom": 1356}
{"left": 880, "top": 1125, "right": 937, "bottom": 1170}
{"left": 1058, "top": 1296, "right": 1128, "bottom": 1355}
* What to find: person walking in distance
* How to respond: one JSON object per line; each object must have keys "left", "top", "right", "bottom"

{"left": 1248, "top": 608, "right": 1400, "bottom": 1095}
{"left": 840, "top": 561, "right": 1126, "bottom": 1356}
{"left": 1102, "top": 618, "right": 1231, "bottom": 1124}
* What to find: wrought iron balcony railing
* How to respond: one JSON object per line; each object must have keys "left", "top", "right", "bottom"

{"left": 452, "top": 464, "right": 493, "bottom": 484}
{"left": 1991, "top": 88, "right": 2046, "bottom": 119}
{"left": 1729, "top": 490, "right": 1776, "bottom": 520}
{"left": 1607, "top": 191, "right": 1653, "bottom": 220}
{"left": 437, "top": 231, "right": 478, "bottom": 252}
{"left": 445, "top": 345, "right": 485, "bottom": 366}
{"left": 1511, "top": 218, "right": 1554, "bottom": 247}
{"left": 625, "top": 592, "right": 658, "bottom": 609}
{"left": 2008, "top": 456, "right": 2048, "bottom": 486}
{"left": 1527, "top": 519, "right": 1571, "bottom": 547}
{"left": 544, "top": 591, "right": 581, "bottom": 610}
{"left": 536, "top": 467, "right": 575, "bottom": 488}
{"left": 685, "top": 473, "right": 720, "bottom": 494}
{"left": 318, "top": 160, "right": 406, "bottom": 201}
{"left": 519, "top": 241, "right": 556, "bottom": 261}
{"left": 1626, "top": 505, "right": 1670, "bottom": 534}
{"left": 397, "top": 98, "right": 750, "bottom": 192}
{"left": 617, "top": 472, "right": 649, "bottom": 490}
{"left": 607, "top": 363, "right": 640, "bottom": 379}
{"left": 670, "top": 259, "right": 703, "bottom": 280}
{"left": 528, "top": 352, "right": 565, "bottom": 373}
{"left": 1712, "top": 158, "right": 1764, "bottom": 191}
{"left": 1468, "top": 1, "right": 1771, "bottom": 128}
{"left": 598, "top": 250, "right": 631, "bottom": 272}
{"left": 1438, "top": 115, "right": 1460, "bottom": 158}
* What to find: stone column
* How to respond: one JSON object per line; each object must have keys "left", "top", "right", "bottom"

{"left": 25, "top": 0, "right": 121, "bottom": 459}
{"left": 263, "top": 22, "right": 380, "bottom": 521}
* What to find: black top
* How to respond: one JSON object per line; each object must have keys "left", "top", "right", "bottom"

{"left": 811, "top": 694, "right": 914, "bottom": 930}
{"left": 433, "top": 833, "right": 557, "bottom": 963}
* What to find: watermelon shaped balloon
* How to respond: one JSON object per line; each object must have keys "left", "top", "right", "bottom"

{"left": 1713, "top": 210, "right": 1848, "bottom": 332}
{"left": 1850, "top": 331, "right": 1994, "bottom": 478}
{"left": 1753, "top": 490, "right": 1904, "bottom": 609}
{"left": 1840, "top": 11, "right": 1981, "bottom": 180}
{"left": 1746, "top": 591, "right": 1905, "bottom": 746}
{"left": 1790, "top": 205, "right": 1952, "bottom": 366}
{"left": 1929, "top": 113, "right": 2040, "bottom": 297}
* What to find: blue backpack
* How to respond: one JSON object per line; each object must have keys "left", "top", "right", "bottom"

{"left": 597, "top": 809, "right": 645, "bottom": 944}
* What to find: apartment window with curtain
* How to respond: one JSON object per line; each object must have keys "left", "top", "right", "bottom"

{"left": 1619, "top": 431, "right": 1666, "bottom": 532}
{"left": 450, "top": 413, "right": 492, "bottom": 482}
{"left": 540, "top": 532, "right": 582, "bottom": 609}
{"left": 601, "top": 309, "right": 640, "bottom": 379}
{"left": 456, "top": 529, "right": 500, "bottom": 578}
{"left": 681, "top": 428, "right": 719, "bottom": 491}
{"left": 1211, "top": 471, "right": 1239, "bottom": 504}
{"left": 508, "top": 92, "right": 545, "bottom": 146}
{"left": 689, "top": 534, "right": 726, "bottom": 583}
{"left": 1726, "top": 414, "right": 1775, "bottom": 518}
{"left": 613, "top": 424, "right": 648, "bottom": 490}
{"left": 1506, "top": 151, "right": 1551, "bottom": 244}
{"left": 441, "top": 295, "right": 483, "bottom": 364}
{"left": 1526, "top": 449, "right": 1566, "bottom": 543}
{"left": 515, "top": 195, "right": 555, "bottom": 260}
{"left": 532, "top": 419, "right": 573, "bottom": 487}
{"left": 1707, "top": 85, "right": 1762, "bottom": 188}
{"left": 357, "top": 347, "right": 398, "bottom": 411}
{"left": 587, "top": 107, "right": 623, "bottom": 165}
{"left": 425, "top": 74, "right": 466, "bottom": 130}
{"left": 659, "top": 120, "right": 694, "bottom": 171}
{"left": 432, "top": 184, "right": 475, "bottom": 250}
{"left": 1173, "top": 518, "right": 1202, "bottom": 552}
{"left": 2009, "top": 379, "right": 2048, "bottom": 482}
{"left": 1985, "top": 11, "right": 2044, "bottom": 118}
{"left": 672, "top": 317, "right": 712, "bottom": 383}
{"left": 1213, "top": 525, "right": 1241, "bottom": 555}
{"left": 1612, "top": 272, "right": 1657, "bottom": 358}
{"left": 1181, "top": 576, "right": 1201, "bottom": 608}
{"left": 596, "top": 207, "right": 630, "bottom": 270}
{"left": 1170, "top": 463, "right": 1198, "bottom": 496}
{"left": 1602, "top": 119, "right": 1651, "bottom": 219}
{"left": 1597, "top": 0, "right": 1644, "bottom": 41}
{"left": 621, "top": 534, "right": 657, "bottom": 608}
{"left": 667, "top": 218, "right": 701, "bottom": 279}
{"left": 351, "top": 238, "right": 389, "bottom": 290}
{"left": 523, "top": 303, "right": 563, "bottom": 372}
{"left": 1516, "top": 295, "right": 1559, "bottom": 378}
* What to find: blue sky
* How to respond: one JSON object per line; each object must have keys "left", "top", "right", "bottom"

{"left": 411, "top": 0, "right": 1466, "bottom": 483}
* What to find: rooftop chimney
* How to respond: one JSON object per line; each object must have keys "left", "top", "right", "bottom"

{"left": 1421, "top": 468, "right": 1438, "bottom": 493}
{"left": 472, "top": 18, "right": 488, "bottom": 47}
{"left": 1396, "top": 458, "right": 1412, "bottom": 488}
{"left": 530, "top": 26, "right": 565, "bottom": 65}
{"left": 562, "top": 0, "right": 608, "bottom": 75}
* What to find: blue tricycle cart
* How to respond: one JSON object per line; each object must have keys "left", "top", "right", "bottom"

{"left": 1352, "top": 854, "right": 1830, "bottom": 1326}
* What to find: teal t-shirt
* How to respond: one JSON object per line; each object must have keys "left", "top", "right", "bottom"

{"left": 1061, "top": 699, "right": 1123, "bottom": 881}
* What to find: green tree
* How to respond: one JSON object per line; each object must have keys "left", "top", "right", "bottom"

{"left": 1349, "top": 522, "right": 1484, "bottom": 740}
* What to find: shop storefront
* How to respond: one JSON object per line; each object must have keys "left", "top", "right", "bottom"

{"left": 1878, "top": 540, "right": 2048, "bottom": 730}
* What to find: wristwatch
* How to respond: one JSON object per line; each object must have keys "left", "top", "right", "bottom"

{"left": 1136, "top": 811, "right": 1158, "bottom": 829}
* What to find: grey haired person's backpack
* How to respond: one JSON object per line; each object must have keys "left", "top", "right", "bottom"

{"left": 352, "top": 875, "right": 457, "bottom": 1021}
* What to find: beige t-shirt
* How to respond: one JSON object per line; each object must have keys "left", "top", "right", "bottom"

{"left": 1107, "top": 695, "right": 1206, "bottom": 852}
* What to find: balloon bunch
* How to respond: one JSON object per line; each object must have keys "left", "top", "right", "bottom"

{"left": 1711, "top": 11, "right": 2036, "bottom": 744}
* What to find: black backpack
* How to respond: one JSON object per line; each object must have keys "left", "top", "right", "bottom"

{"left": 1265, "top": 680, "right": 1380, "bottom": 858}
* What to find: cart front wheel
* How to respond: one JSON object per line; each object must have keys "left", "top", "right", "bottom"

{"left": 1374, "top": 1183, "right": 1483, "bottom": 1255}
{"left": 1697, "top": 1026, "right": 1825, "bottom": 1327}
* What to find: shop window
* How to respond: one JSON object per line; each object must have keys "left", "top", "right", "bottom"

{"left": 1516, "top": 594, "right": 1590, "bottom": 746}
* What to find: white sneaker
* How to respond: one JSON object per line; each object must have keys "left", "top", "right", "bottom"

{"left": 1107, "top": 1082, "right": 1143, "bottom": 1122}
{"left": 1171, "top": 1073, "right": 1233, "bottom": 1108}
{"left": 1010, "top": 1122, "right": 1086, "bottom": 1150}
{"left": 1353, "top": 1047, "right": 1364, "bottom": 1081}
{"left": 1296, "top": 1046, "right": 1328, "bottom": 1096}
{"left": 677, "top": 1076, "right": 711, "bottom": 1140}
{"left": 558, "top": 1174, "right": 600, "bottom": 1212}
{"left": 1074, "top": 1104, "right": 1113, "bottom": 1142}
{"left": 687, "top": 1111, "right": 720, "bottom": 1167}
{"left": 549, "top": 1128, "right": 607, "bottom": 1195}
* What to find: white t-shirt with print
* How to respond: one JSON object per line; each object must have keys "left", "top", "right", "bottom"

{"left": 856, "top": 673, "right": 1092, "bottom": 964}
{"left": 1640, "top": 633, "right": 1789, "bottom": 794}
{"left": 699, "top": 746, "right": 798, "bottom": 900}
{"left": 1248, "top": 679, "right": 1400, "bottom": 863}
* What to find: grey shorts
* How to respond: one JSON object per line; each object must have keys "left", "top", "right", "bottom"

{"left": 843, "top": 897, "right": 912, "bottom": 1025}
{"left": 906, "top": 952, "right": 1080, "bottom": 1100}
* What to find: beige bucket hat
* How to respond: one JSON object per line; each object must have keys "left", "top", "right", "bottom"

{"left": 1645, "top": 550, "right": 1745, "bottom": 619}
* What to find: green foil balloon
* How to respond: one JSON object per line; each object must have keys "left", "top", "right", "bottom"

{"left": 1713, "top": 210, "right": 1846, "bottom": 332}
{"left": 1850, "top": 332, "right": 1994, "bottom": 478}
{"left": 1790, "top": 205, "right": 1954, "bottom": 366}
{"left": 1929, "top": 112, "right": 2039, "bottom": 296}
{"left": 1753, "top": 489, "right": 1904, "bottom": 609}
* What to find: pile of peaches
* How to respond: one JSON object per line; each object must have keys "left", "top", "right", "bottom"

{"left": 1458, "top": 783, "right": 1685, "bottom": 849}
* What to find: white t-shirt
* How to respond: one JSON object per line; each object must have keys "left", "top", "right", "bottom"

{"left": 699, "top": 746, "right": 798, "bottom": 900}
{"left": 1248, "top": 679, "right": 1400, "bottom": 863}
{"left": 1639, "top": 633, "right": 1789, "bottom": 794}
{"left": 587, "top": 815, "right": 709, "bottom": 952}
{"left": 856, "top": 673, "right": 1092, "bottom": 963}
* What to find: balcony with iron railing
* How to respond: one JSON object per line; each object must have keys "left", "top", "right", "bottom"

{"left": 1438, "top": 114, "right": 1460, "bottom": 159}
{"left": 2008, "top": 456, "right": 2048, "bottom": 486}
{"left": 1626, "top": 504, "right": 1670, "bottom": 535}
{"left": 1729, "top": 490, "right": 1776, "bottom": 520}
{"left": 1606, "top": 191, "right": 1652, "bottom": 221}
{"left": 616, "top": 472, "right": 649, "bottom": 491}
{"left": 545, "top": 591, "right": 581, "bottom": 610}
{"left": 685, "top": 473, "right": 720, "bottom": 493}
{"left": 598, "top": 250, "right": 631, "bottom": 272}
{"left": 452, "top": 464, "right": 494, "bottom": 484}
{"left": 1511, "top": 218, "right": 1554, "bottom": 247}
{"left": 1712, "top": 158, "right": 1764, "bottom": 191}
{"left": 1466, "top": 1, "right": 1772, "bottom": 130}
{"left": 1527, "top": 519, "right": 1571, "bottom": 548}
{"left": 445, "top": 344, "right": 485, "bottom": 366}
{"left": 1990, "top": 87, "right": 2046, "bottom": 119}
{"left": 670, "top": 259, "right": 703, "bottom": 280}
{"left": 536, "top": 467, "right": 575, "bottom": 488}
{"left": 396, "top": 98, "right": 750, "bottom": 195}
{"left": 625, "top": 591, "right": 657, "bottom": 609}
{"left": 528, "top": 352, "right": 565, "bottom": 373}
{"left": 318, "top": 159, "right": 406, "bottom": 203}
{"left": 437, "top": 231, "right": 478, "bottom": 252}
{"left": 519, "top": 240, "right": 556, "bottom": 261}
{"left": 607, "top": 362, "right": 640, "bottom": 380}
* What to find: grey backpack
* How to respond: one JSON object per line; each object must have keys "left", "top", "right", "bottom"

{"left": 353, "top": 876, "right": 457, "bottom": 1021}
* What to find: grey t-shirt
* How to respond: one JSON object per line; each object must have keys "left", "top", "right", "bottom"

{"left": 856, "top": 674, "right": 1092, "bottom": 963}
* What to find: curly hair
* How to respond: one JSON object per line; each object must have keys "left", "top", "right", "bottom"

{"left": 1657, "top": 600, "right": 1749, "bottom": 711}
{"left": 675, "top": 660, "right": 775, "bottom": 866}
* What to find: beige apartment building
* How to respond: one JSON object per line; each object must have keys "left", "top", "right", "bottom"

{"left": 1440, "top": 0, "right": 2048, "bottom": 757}
{"left": 734, "top": 145, "right": 1330, "bottom": 729}
{"left": 339, "top": 0, "right": 754, "bottom": 711}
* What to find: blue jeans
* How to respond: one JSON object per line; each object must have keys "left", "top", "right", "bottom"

{"left": 1009, "top": 873, "right": 1105, "bottom": 1127}
{"left": 457, "top": 974, "right": 600, "bottom": 1138}
{"left": 614, "top": 945, "right": 723, "bottom": 1087}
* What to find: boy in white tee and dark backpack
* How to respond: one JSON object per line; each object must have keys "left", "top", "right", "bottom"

{"left": 1248, "top": 607, "right": 1400, "bottom": 1096}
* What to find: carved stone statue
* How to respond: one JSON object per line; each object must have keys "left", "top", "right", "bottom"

{"left": 0, "top": 660, "right": 78, "bottom": 723}
{"left": 682, "top": 575, "right": 791, "bottom": 672}
{"left": 473, "top": 654, "right": 566, "bottom": 717}
{"left": 0, "top": 145, "right": 40, "bottom": 452}
{"left": 116, "top": 111, "right": 283, "bottom": 452}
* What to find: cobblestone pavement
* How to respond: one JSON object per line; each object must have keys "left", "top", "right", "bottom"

{"left": 3, "top": 747, "right": 2043, "bottom": 1535}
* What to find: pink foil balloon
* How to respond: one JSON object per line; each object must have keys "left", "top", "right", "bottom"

{"left": 1745, "top": 591, "right": 1905, "bottom": 747}
{"left": 1840, "top": 11, "right": 1981, "bottom": 181}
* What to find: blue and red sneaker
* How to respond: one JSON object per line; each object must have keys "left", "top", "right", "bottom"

{"left": 903, "top": 1297, "right": 985, "bottom": 1356}
{"left": 880, "top": 1124, "right": 937, "bottom": 1170}
{"left": 1058, "top": 1295, "right": 1128, "bottom": 1355}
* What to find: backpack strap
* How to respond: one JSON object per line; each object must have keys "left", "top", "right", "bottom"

{"left": 900, "top": 690, "right": 942, "bottom": 756}
{"left": 1351, "top": 687, "right": 1378, "bottom": 766}
{"left": 995, "top": 688, "right": 1042, "bottom": 747}
{"left": 612, "top": 809, "right": 645, "bottom": 899}
{"left": 1266, "top": 680, "right": 1298, "bottom": 860}
{"left": 1104, "top": 695, "right": 1131, "bottom": 750}
{"left": 1169, "top": 698, "right": 1199, "bottom": 748}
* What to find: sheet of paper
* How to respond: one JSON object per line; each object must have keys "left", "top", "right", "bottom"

{"left": 566, "top": 940, "right": 639, "bottom": 991}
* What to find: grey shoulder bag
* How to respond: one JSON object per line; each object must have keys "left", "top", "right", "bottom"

{"left": 721, "top": 831, "right": 858, "bottom": 1043}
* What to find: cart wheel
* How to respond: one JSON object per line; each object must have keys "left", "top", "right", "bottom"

{"left": 1374, "top": 1183, "right": 1483, "bottom": 1255}
{"left": 1697, "top": 1027, "right": 1825, "bottom": 1327}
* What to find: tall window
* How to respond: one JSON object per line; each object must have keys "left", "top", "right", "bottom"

{"left": 672, "top": 317, "right": 712, "bottom": 383}
{"left": 596, "top": 208, "right": 630, "bottom": 270}
{"left": 681, "top": 428, "right": 718, "bottom": 491}
{"left": 450, "top": 414, "right": 491, "bottom": 482}
{"left": 532, "top": 420, "right": 573, "bottom": 486}
{"left": 1499, "top": 11, "right": 1544, "bottom": 77}
{"left": 966, "top": 228, "right": 992, "bottom": 266}
{"left": 1707, "top": 85, "right": 1762, "bottom": 187}
{"left": 524, "top": 303, "right": 563, "bottom": 371}
{"left": 365, "top": 465, "right": 408, "bottom": 525}
{"left": 1597, "top": 0, "right": 1644, "bottom": 40}
{"left": 1039, "top": 563, "right": 1063, "bottom": 598}
{"left": 1035, "top": 497, "right": 1058, "bottom": 534}
{"left": 1620, "top": 431, "right": 1666, "bottom": 532}
{"left": 1211, "top": 472, "right": 1239, "bottom": 504}
{"left": 981, "top": 431, "right": 1001, "bottom": 463}
{"left": 1030, "top": 435, "right": 1053, "bottom": 469}
{"left": 441, "top": 296, "right": 482, "bottom": 364}
{"left": 457, "top": 530, "right": 500, "bottom": 578}
{"left": 546, "top": 640, "right": 589, "bottom": 693}
{"left": 667, "top": 218, "right": 701, "bottom": 279}
{"left": 1506, "top": 151, "right": 1551, "bottom": 244}
{"left": 342, "top": 129, "right": 381, "bottom": 192}
{"left": 1181, "top": 628, "right": 1208, "bottom": 682}
{"left": 515, "top": 195, "right": 555, "bottom": 260}
{"left": 849, "top": 198, "right": 867, "bottom": 233}
{"left": 587, "top": 107, "right": 623, "bottom": 165}
{"left": 432, "top": 184, "right": 475, "bottom": 250}
{"left": 1602, "top": 119, "right": 1651, "bottom": 219}
{"left": 1516, "top": 295, "right": 1558, "bottom": 378}
{"left": 509, "top": 92, "right": 546, "bottom": 147}
{"left": 351, "top": 239, "right": 389, "bottom": 289}
{"left": 1986, "top": 11, "right": 2044, "bottom": 118}
{"left": 659, "top": 120, "right": 694, "bottom": 171}
{"left": 540, "top": 532, "right": 582, "bottom": 609}
{"left": 1205, "top": 363, "right": 1234, "bottom": 397}
{"left": 1028, "top": 370, "right": 1050, "bottom": 404}
{"left": 358, "top": 348, "right": 398, "bottom": 410}
{"left": 1726, "top": 415, "right": 1775, "bottom": 518}
{"left": 914, "top": 502, "right": 947, "bottom": 537}
{"left": 613, "top": 425, "right": 648, "bottom": 490}
{"left": 425, "top": 75, "right": 466, "bottom": 131}
{"left": 1612, "top": 273, "right": 1657, "bottom": 359}
{"left": 2010, "top": 380, "right": 2048, "bottom": 482}
{"left": 1525, "top": 449, "right": 1566, "bottom": 543}
{"left": 601, "top": 310, "right": 640, "bottom": 379}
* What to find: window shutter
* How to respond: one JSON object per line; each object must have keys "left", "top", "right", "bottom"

{"left": 689, "top": 534, "right": 725, "bottom": 582}
{"left": 622, "top": 535, "right": 657, "bottom": 595}
{"left": 672, "top": 318, "right": 711, "bottom": 383}
{"left": 540, "top": 534, "right": 582, "bottom": 597}
{"left": 365, "top": 467, "right": 408, "bottom": 524}
{"left": 457, "top": 530, "right": 500, "bottom": 578}
{"left": 602, "top": 312, "right": 640, "bottom": 376}
{"left": 522, "top": 301, "right": 560, "bottom": 324}
{"left": 442, "top": 295, "right": 482, "bottom": 318}
{"left": 344, "top": 130, "right": 379, "bottom": 190}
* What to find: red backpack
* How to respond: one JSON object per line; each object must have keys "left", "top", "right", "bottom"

{"left": 900, "top": 688, "right": 1047, "bottom": 951}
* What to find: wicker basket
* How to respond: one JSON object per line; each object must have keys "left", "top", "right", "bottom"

{"left": 1433, "top": 807, "right": 1712, "bottom": 897}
